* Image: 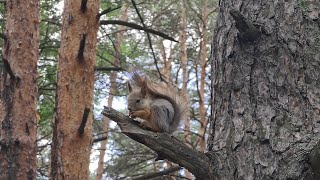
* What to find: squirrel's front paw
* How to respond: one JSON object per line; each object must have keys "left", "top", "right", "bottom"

{"left": 129, "top": 111, "right": 137, "bottom": 118}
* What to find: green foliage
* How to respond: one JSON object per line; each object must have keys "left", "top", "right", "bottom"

{"left": 0, "top": 0, "right": 217, "bottom": 178}
{"left": 97, "top": 131, "right": 157, "bottom": 179}
{"left": 37, "top": 0, "right": 61, "bottom": 139}
{"left": 36, "top": 0, "right": 62, "bottom": 178}
{"left": 93, "top": 0, "right": 217, "bottom": 178}
{"left": 0, "top": 2, "right": 5, "bottom": 35}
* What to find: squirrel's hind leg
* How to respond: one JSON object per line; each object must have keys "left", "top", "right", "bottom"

{"left": 151, "top": 105, "right": 174, "bottom": 133}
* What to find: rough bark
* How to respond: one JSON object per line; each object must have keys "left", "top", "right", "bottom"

{"left": 102, "top": 107, "right": 215, "bottom": 179}
{"left": 208, "top": 0, "right": 320, "bottom": 179}
{"left": 95, "top": 4, "right": 128, "bottom": 180}
{"left": 50, "top": 0, "right": 100, "bottom": 179}
{"left": 0, "top": 1, "right": 39, "bottom": 179}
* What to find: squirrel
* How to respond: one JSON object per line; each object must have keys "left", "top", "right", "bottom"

{"left": 127, "top": 73, "right": 189, "bottom": 133}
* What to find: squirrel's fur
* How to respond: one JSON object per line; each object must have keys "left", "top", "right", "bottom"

{"left": 127, "top": 73, "right": 189, "bottom": 133}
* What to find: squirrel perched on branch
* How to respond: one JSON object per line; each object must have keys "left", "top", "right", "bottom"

{"left": 127, "top": 73, "right": 189, "bottom": 133}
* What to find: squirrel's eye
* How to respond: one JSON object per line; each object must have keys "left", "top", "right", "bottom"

{"left": 136, "top": 99, "right": 140, "bottom": 103}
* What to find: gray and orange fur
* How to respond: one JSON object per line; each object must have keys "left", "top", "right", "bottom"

{"left": 127, "top": 73, "right": 189, "bottom": 133}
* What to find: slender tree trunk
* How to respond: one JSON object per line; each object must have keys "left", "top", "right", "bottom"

{"left": 179, "top": 0, "right": 188, "bottom": 102}
{"left": 158, "top": 31, "right": 178, "bottom": 180}
{"left": 50, "top": 0, "right": 100, "bottom": 179}
{"left": 0, "top": 1, "right": 40, "bottom": 179}
{"left": 158, "top": 36, "right": 179, "bottom": 180}
{"left": 198, "top": 0, "right": 209, "bottom": 152}
{"left": 95, "top": 4, "right": 128, "bottom": 180}
{"left": 179, "top": 0, "right": 190, "bottom": 144}
{"left": 179, "top": 1, "right": 192, "bottom": 178}
{"left": 208, "top": 0, "right": 320, "bottom": 179}
{"left": 160, "top": 40, "right": 174, "bottom": 81}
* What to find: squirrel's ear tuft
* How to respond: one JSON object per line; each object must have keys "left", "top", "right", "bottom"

{"left": 127, "top": 81, "right": 133, "bottom": 93}
{"left": 140, "top": 79, "right": 148, "bottom": 97}
{"left": 141, "top": 86, "right": 147, "bottom": 97}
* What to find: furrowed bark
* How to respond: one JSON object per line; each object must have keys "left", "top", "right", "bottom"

{"left": 0, "top": 0, "right": 40, "bottom": 179}
{"left": 50, "top": 0, "right": 100, "bottom": 179}
{"left": 208, "top": 0, "right": 320, "bottom": 179}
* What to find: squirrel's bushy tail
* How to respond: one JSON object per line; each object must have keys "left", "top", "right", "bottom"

{"left": 131, "top": 72, "right": 189, "bottom": 132}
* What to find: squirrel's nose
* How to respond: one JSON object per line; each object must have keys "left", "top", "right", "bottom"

{"left": 128, "top": 107, "right": 132, "bottom": 111}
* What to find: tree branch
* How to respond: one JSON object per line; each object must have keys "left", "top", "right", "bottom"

{"left": 95, "top": 66, "right": 124, "bottom": 72}
{"left": 92, "top": 135, "right": 108, "bottom": 143}
{"left": 132, "top": 166, "right": 182, "bottom": 180}
{"left": 100, "top": 20, "right": 178, "bottom": 42}
{"left": 102, "top": 107, "right": 215, "bottom": 179}
{"left": 97, "top": 6, "right": 122, "bottom": 20}
{"left": 130, "top": 0, "right": 164, "bottom": 81}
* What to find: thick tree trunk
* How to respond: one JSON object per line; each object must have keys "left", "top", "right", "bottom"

{"left": 50, "top": 0, "right": 100, "bottom": 179}
{"left": 0, "top": 1, "right": 40, "bottom": 179}
{"left": 208, "top": 0, "right": 320, "bottom": 179}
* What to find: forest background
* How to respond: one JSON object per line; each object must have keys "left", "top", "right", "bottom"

{"left": 0, "top": 0, "right": 216, "bottom": 179}
{"left": 2, "top": 0, "right": 317, "bottom": 179}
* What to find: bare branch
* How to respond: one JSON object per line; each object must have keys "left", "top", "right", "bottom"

{"left": 97, "top": 6, "right": 122, "bottom": 20}
{"left": 92, "top": 136, "right": 108, "bottom": 143}
{"left": 132, "top": 166, "right": 182, "bottom": 180}
{"left": 95, "top": 66, "right": 124, "bottom": 72}
{"left": 130, "top": 0, "right": 164, "bottom": 81}
{"left": 102, "top": 107, "right": 215, "bottom": 179}
{"left": 100, "top": 20, "right": 178, "bottom": 42}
